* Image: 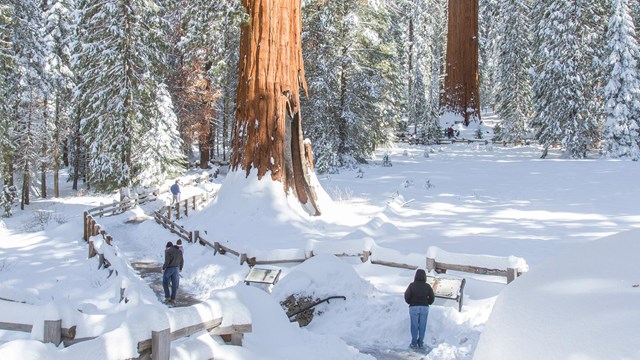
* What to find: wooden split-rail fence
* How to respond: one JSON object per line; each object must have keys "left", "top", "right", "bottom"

{"left": 82, "top": 181, "right": 526, "bottom": 319}
{"left": 72, "top": 188, "right": 251, "bottom": 359}
{"left": 0, "top": 298, "right": 251, "bottom": 359}
{"left": 152, "top": 192, "right": 216, "bottom": 244}
{"left": 192, "top": 232, "right": 525, "bottom": 282}
{"left": 0, "top": 315, "right": 76, "bottom": 347}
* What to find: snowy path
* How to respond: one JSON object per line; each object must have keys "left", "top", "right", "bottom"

{"left": 130, "top": 261, "right": 199, "bottom": 307}
{"left": 363, "top": 348, "right": 432, "bottom": 359}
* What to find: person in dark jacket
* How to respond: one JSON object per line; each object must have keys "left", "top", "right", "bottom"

{"left": 404, "top": 268, "right": 435, "bottom": 349}
{"left": 162, "top": 241, "right": 184, "bottom": 303}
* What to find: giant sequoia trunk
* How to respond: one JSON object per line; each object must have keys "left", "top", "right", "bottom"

{"left": 232, "top": 0, "right": 320, "bottom": 215}
{"left": 442, "top": 0, "right": 480, "bottom": 126}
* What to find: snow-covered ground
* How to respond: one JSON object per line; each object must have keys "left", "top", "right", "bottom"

{"left": 1, "top": 141, "right": 639, "bottom": 359}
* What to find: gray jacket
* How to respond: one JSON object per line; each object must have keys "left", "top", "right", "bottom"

{"left": 163, "top": 245, "right": 184, "bottom": 271}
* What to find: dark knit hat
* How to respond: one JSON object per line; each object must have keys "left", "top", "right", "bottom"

{"left": 166, "top": 241, "right": 173, "bottom": 248}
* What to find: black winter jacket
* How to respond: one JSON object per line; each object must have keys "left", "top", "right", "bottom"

{"left": 404, "top": 269, "right": 435, "bottom": 306}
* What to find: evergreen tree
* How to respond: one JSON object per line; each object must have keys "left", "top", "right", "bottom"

{"left": 479, "top": 0, "right": 500, "bottom": 112}
{"left": 136, "top": 84, "right": 184, "bottom": 185}
{"left": 6, "top": 0, "right": 48, "bottom": 207}
{"left": 493, "top": 0, "right": 533, "bottom": 143}
{"left": 531, "top": 0, "right": 605, "bottom": 158}
{"left": 0, "top": 3, "right": 17, "bottom": 185}
{"left": 42, "top": 0, "right": 75, "bottom": 197}
{"left": 602, "top": 0, "right": 640, "bottom": 160}
{"left": 172, "top": 0, "right": 242, "bottom": 164}
{"left": 74, "top": 0, "right": 183, "bottom": 191}
{"left": 389, "top": 0, "right": 444, "bottom": 144}
{"left": 632, "top": 2, "right": 640, "bottom": 29}
{"left": 301, "top": 0, "right": 395, "bottom": 173}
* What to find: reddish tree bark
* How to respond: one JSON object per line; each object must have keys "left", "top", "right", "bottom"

{"left": 442, "top": 0, "right": 481, "bottom": 126}
{"left": 231, "top": 0, "right": 320, "bottom": 215}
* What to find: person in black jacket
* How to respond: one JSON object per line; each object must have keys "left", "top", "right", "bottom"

{"left": 162, "top": 241, "right": 184, "bottom": 303}
{"left": 404, "top": 268, "right": 435, "bottom": 349}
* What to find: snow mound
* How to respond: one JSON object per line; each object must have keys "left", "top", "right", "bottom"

{"left": 473, "top": 229, "right": 640, "bottom": 360}
{"left": 271, "top": 254, "right": 375, "bottom": 301}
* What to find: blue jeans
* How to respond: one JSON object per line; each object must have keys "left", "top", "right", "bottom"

{"left": 163, "top": 267, "right": 180, "bottom": 300}
{"left": 409, "top": 306, "right": 429, "bottom": 347}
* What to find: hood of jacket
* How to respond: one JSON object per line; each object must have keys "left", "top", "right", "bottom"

{"left": 414, "top": 269, "right": 427, "bottom": 282}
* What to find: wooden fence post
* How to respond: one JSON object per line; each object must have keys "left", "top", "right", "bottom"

{"left": 176, "top": 203, "right": 181, "bottom": 220}
{"left": 361, "top": 250, "right": 371, "bottom": 263}
{"left": 151, "top": 328, "right": 170, "bottom": 360}
{"left": 426, "top": 257, "right": 436, "bottom": 273}
{"left": 88, "top": 240, "right": 96, "bottom": 258}
{"left": 507, "top": 268, "right": 517, "bottom": 284}
{"left": 43, "top": 319, "right": 62, "bottom": 346}
{"left": 227, "top": 333, "right": 243, "bottom": 346}
{"left": 167, "top": 206, "right": 172, "bottom": 221}
{"left": 83, "top": 212, "right": 89, "bottom": 241}
{"left": 184, "top": 199, "right": 188, "bottom": 217}
{"left": 92, "top": 219, "right": 99, "bottom": 237}
{"left": 192, "top": 196, "right": 196, "bottom": 211}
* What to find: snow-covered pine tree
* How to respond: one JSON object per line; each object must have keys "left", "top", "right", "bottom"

{"left": 42, "top": 0, "right": 75, "bottom": 197}
{"left": 172, "top": 0, "right": 242, "bottom": 164}
{"left": 493, "top": 0, "right": 533, "bottom": 143}
{"left": 602, "top": 0, "right": 640, "bottom": 160}
{"left": 7, "top": 0, "right": 48, "bottom": 208}
{"left": 388, "top": 0, "right": 443, "bottom": 144}
{"left": 531, "top": 0, "right": 604, "bottom": 158}
{"left": 425, "top": 0, "right": 447, "bottom": 140}
{"left": 136, "top": 84, "right": 184, "bottom": 186}
{"left": 479, "top": 0, "right": 500, "bottom": 112}
{"left": 74, "top": 0, "right": 182, "bottom": 191}
{"left": 632, "top": 2, "right": 640, "bottom": 30}
{"left": 0, "top": 3, "right": 17, "bottom": 185}
{"left": 301, "top": 0, "right": 394, "bottom": 173}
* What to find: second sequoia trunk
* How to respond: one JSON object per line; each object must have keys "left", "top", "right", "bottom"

{"left": 442, "top": 0, "right": 481, "bottom": 126}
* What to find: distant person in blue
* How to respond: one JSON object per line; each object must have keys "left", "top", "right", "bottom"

{"left": 404, "top": 268, "right": 435, "bottom": 349}
{"left": 162, "top": 241, "right": 184, "bottom": 303}
{"left": 170, "top": 180, "right": 181, "bottom": 205}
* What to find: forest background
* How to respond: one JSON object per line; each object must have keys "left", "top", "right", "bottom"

{"left": 1, "top": 0, "right": 639, "bottom": 203}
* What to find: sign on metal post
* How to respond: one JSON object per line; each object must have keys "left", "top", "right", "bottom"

{"left": 244, "top": 267, "right": 282, "bottom": 285}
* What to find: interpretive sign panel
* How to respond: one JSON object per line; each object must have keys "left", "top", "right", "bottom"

{"left": 244, "top": 267, "right": 282, "bottom": 285}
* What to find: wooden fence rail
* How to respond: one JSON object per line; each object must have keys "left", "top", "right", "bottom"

{"left": 426, "top": 257, "right": 522, "bottom": 284}
{"left": 0, "top": 318, "right": 77, "bottom": 346}
{"left": 88, "top": 194, "right": 156, "bottom": 218}
{"left": 160, "top": 192, "right": 215, "bottom": 221}
{"left": 154, "top": 210, "right": 193, "bottom": 243}
{"left": 137, "top": 317, "right": 251, "bottom": 359}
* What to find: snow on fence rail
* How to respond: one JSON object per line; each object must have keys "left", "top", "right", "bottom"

{"left": 0, "top": 299, "right": 251, "bottom": 359}
{"left": 51, "top": 196, "right": 252, "bottom": 359}
{"left": 142, "top": 184, "right": 529, "bottom": 286}
{"left": 154, "top": 209, "right": 194, "bottom": 244}
{"left": 157, "top": 191, "right": 216, "bottom": 221}
{"left": 0, "top": 301, "right": 77, "bottom": 346}
{"left": 426, "top": 246, "right": 528, "bottom": 284}
{"left": 87, "top": 193, "right": 156, "bottom": 218}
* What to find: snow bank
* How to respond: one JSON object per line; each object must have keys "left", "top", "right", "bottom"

{"left": 473, "top": 229, "right": 640, "bottom": 360}
{"left": 234, "top": 283, "right": 372, "bottom": 360}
